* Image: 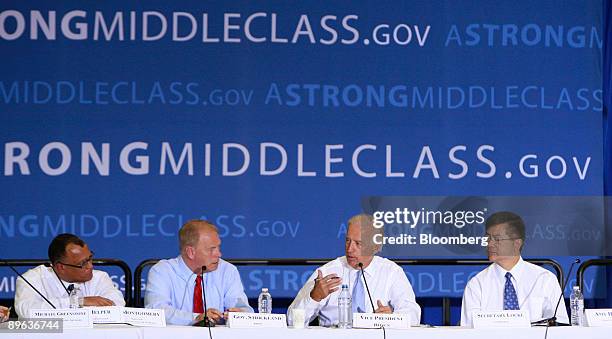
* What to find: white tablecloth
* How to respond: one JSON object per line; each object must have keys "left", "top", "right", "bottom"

{"left": 1, "top": 324, "right": 610, "bottom": 339}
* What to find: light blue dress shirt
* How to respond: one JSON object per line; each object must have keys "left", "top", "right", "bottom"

{"left": 144, "top": 256, "right": 253, "bottom": 325}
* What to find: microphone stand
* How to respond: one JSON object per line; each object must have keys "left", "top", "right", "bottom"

{"left": 359, "top": 262, "right": 386, "bottom": 339}
{"left": 531, "top": 258, "right": 580, "bottom": 327}
{"left": 193, "top": 266, "right": 213, "bottom": 339}
{"left": 358, "top": 263, "right": 376, "bottom": 311}
{"left": 1, "top": 259, "right": 56, "bottom": 309}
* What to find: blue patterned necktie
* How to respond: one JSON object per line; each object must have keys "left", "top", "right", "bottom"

{"left": 503, "top": 272, "right": 520, "bottom": 310}
{"left": 352, "top": 270, "right": 366, "bottom": 313}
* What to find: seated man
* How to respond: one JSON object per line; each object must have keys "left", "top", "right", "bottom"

{"left": 461, "top": 211, "right": 569, "bottom": 327}
{"left": 145, "top": 220, "right": 253, "bottom": 325}
{"left": 287, "top": 214, "right": 421, "bottom": 326}
{"left": 15, "top": 233, "right": 125, "bottom": 317}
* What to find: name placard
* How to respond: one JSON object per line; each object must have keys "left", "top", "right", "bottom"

{"left": 227, "top": 312, "right": 287, "bottom": 328}
{"left": 122, "top": 307, "right": 166, "bottom": 327}
{"left": 29, "top": 308, "right": 93, "bottom": 329}
{"left": 353, "top": 313, "right": 411, "bottom": 329}
{"left": 89, "top": 306, "right": 123, "bottom": 324}
{"left": 472, "top": 310, "right": 531, "bottom": 328}
{"left": 585, "top": 309, "right": 612, "bottom": 327}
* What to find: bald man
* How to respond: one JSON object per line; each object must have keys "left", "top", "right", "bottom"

{"left": 145, "top": 220, "right": 252, "bottom": 325}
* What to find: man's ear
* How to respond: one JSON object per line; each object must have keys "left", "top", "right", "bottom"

{"left": 185, "top": 246, "right": 195, "bottom": 259}
{"left": 515, "top": 238, "right": 524, "bottom": 253}
{"left": 373, "top": 243, "right": 382, "bottom": 255}
{"left": 52, "top": 262, "right": 62, "bottom": 273}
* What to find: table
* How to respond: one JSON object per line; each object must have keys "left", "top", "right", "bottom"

{"left": 1, "top": 325, "right": 610, "bottom": 339}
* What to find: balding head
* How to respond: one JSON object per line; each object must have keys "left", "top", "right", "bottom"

{"left": 179, "top": 219, "right": 222, "bottom": 273}
{"left": 345, "top": 214, "right": 381, "bottom": 269}
{"left": 179, "top": 219, "right": 218, "bottom": 252}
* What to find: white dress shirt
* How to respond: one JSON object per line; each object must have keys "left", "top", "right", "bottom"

{"left": 461, "top": 257, "right": 569, "bottom": 327}
{"left": 15, "top": 265, "right": 125, "bottom": 318}
{"left": 287, "top": 256, "right": 421, "bottom": 326}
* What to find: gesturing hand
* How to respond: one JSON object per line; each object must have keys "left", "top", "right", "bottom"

{"left": 374, "top": 300, "right": 393, "bottom": 314}
{"left": 309, "top": 270, "right": 342, "bottom": 302}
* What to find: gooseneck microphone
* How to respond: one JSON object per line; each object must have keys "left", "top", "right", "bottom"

{"left": 358, "top": 263, "right": 376, "bottom": 311}
{"left": 193, "top": 266, "right": 213, "bottom": 339}
{"left": 358, "top": 262, "right": 386, "bottom": 339}
{"left": 532, "top": 258, "right": 580, "bottom": 327}
{"left": 534, "top": 258, "right": 581, "bottom": 339}
{"left": 1, "top": 259, "right": 56, "bottom": 309}
{"left": 552, "top": 258, "right": 581, "bottom": 324}
{"left": 201, "top": 266, "right": 213, "bottom": 326}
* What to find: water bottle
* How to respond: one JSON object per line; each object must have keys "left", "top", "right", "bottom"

{"left": 337, "top": 284, "right": 352, "bottom": 328}
{"left": 258, "top": 288, "right": 272, "bottom": 313}
{"left": 569, "top": 285, "right": 584, "bottom": 326}
{"left": 68, "top": 285, "right": 81, "bottom": 309}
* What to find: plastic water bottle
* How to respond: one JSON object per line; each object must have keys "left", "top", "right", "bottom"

{"left": 68, "top": 285, "right": 81, "bottom": 309}
{"left": 337, "top": 284, "right": 352, "bottom": 328}
{"left": 569, "top": 285, "right": 584, "bottom": 326}
{"left": 258, "top": 288, "right": 272, "bottom": 313}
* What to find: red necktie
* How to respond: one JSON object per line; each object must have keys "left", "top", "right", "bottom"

{"left": 193, "top": 275, "right": 204, "bottom": 313}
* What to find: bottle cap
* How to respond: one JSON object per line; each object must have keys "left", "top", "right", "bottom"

{"left": 572, "top": 285, "right": 580, "bottom": 290}
{"left": 262, "top": 288, "right": 269, "bottom": 292}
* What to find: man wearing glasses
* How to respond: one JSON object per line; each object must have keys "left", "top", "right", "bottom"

{"left": 14, "top": 233, "right": 125, "bottom": 317}
{"left": 460, "top": 211, "right": 568, "bottom": 327}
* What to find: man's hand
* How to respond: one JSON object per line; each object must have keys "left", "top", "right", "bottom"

{"left": 309, "top": 270, "right": 342, "bottom": 302}
{"left": 205, "top": 308, "right": 224, "bottom": 324}
{"left": 374, "top": 300, "right": 393, "bottom": 314}
{"left": 82, "top": 296, "right": 115, "bottom": 307}
{"left": 0, "top": 306, "right": 9, "bottom": 322}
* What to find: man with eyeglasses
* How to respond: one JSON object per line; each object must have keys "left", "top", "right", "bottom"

{"left": 460, "top": 211, "right": 568, "bottom": 327}
{"left": 14, "top": 233, "right": 125, "bottom": 317}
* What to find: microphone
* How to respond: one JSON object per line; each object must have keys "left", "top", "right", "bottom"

{"left": 194, "top": 265, "right": 214, "bottom": 339}
{"left": 201, "top": 266, "right": 213, "bottom": 327}
{"left": 358, "top": 263, "right": 376, "bottom": 312}
{"left": 532, "top": 258, "right": 580, "bottom": 327}
{"left": 358, "top": 262, "right": 387, "bottom": 338}
{"left": 1, "top": 259, "right": 56, "bottom": 309}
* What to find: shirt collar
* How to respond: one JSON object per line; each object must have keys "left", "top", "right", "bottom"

{"left": 494, "top": 256, "right": 525, "bottom": 283}
{"left": 176, "top": 255, "right": 197, "bottom": 282}
{"left": 341, "top": 256, "right": 379, "bottom": 278}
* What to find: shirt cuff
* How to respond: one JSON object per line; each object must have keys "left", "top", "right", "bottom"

{"left": 306, "top": 293, "right": 323, "bottom": 307}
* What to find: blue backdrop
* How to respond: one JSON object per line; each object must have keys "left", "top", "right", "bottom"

{"left": 0, "top": 0, "right": 608, "bottom": 323}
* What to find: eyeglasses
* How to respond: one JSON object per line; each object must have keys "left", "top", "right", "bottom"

{"left": 58, "top": 252, "right": 94, "bottom": 269}
{"left": 484, "top": 235, "right": 519, "bottom": 243}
